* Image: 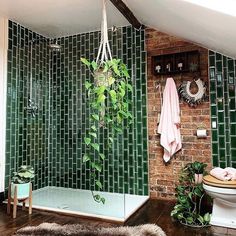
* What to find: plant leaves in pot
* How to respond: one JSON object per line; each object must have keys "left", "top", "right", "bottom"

{"left": 191, "top": 161, "right": 207, "bottom": 184}
{"left": 11, "top": 165, "right": 35, "bottom": 199}
{"left": 171, "top": 161, "right": 211, "bottom": 227}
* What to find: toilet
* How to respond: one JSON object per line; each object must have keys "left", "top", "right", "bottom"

{"left": 203, "top": 175, "right": 236, "bottom": 228}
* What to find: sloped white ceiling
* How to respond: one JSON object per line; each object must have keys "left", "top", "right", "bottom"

{"left": 0, "top": 0, "right": 235, "bottom": 57}
{"left": 126, "top": 0, "right": 236, "bottom": 58}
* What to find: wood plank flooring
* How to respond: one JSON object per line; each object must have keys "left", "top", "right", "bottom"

{"left": 0, "top": 199, "right": 235, "bottom": 236}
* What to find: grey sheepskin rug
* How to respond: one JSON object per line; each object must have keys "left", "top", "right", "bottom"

{"left": 16, "top": 222, "right": 166, "bottom": 236}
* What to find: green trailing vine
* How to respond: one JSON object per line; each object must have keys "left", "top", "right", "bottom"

{"left": 81, "top": 58, "right": 133, "bottom": 204}
{"left": 171, "top": 162, "right": 211, "bottom": 227}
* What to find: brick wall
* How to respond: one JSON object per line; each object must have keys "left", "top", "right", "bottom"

{"left": 146, "top": 28, "right": 212, "bottom": 200}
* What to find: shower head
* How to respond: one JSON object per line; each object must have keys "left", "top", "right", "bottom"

{"left": 48, "top": 40, "right": 61, "bottom": 52}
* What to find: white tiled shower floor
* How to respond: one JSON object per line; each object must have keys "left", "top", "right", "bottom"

{"left": 25, "top": 187, "right": 149, "bottom": 222}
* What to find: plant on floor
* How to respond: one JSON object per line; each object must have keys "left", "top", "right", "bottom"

{"left": 10, "top": 165, "right": 35, "bottom": 199}
{"left": 81, "top": 58, "right": 132, "bottom": 204}
{"left": 12, "top": 165, "right": 35, "bottom": 184}
{"left": 171, "top": 162, "right": 211, "bottom": 227}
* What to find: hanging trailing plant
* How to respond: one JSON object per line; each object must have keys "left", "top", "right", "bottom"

{"left": 81, "top": 57, "right": 133, "bottom": 204}
{"left": 80, "top": 0, "right": 133, "bottom": 204}
{"left": 171, "top": 162, "right": 211, "bottom": 227}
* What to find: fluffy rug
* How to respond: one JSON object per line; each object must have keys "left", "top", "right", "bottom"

{"left": 16, "top": 222, "right": 166, "bottom": 236}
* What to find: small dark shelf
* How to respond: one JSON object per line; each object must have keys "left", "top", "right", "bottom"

{"left": 152, "top": 50, "right": 200, "bottom": 76}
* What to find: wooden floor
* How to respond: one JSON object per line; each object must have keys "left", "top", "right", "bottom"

{"left": 0, "top": 199, "right": 236, "bottom": 236}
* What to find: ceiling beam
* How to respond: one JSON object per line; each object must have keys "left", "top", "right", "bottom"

{"left": 109, "top": 0, "right": 142, "bottom": 29}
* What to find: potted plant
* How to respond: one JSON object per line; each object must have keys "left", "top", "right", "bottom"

{"left": 11, "top": 165, "right": 35, "bottom": 199}
{"left": 81, "top": 58, "right": 133, "bottom": 204}
{"left": 171, "top": 162, "right": 211, "bottom": 227}
{"left": 191, "top": 161, "right": 207, "bottom": 184}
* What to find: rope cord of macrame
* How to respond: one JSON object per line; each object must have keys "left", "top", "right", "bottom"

{"left": 96, "top": 0, "right": 112, "bottom": 64}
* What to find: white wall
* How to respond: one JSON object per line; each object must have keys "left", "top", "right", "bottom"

{"left": 0, "top": 17, "right": 8, "bottom": 192}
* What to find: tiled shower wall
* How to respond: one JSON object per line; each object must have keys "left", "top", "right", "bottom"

{"left": 5, "top": 21, "right": 50, "bottom": 190}
{"left": 49, "top": 27, "right": 148, "bottom": 195}
{"left": 209, "top": 51, "right": 236, "bottom": 168}
{"left": 5, "top": 21, "right": 148, "bottom": 195}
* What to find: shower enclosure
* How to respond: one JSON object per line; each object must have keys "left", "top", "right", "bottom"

{"left": 5, "top": 21, "right": 149, "bottom": 222}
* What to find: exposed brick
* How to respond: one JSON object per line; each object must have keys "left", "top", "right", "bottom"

{"left": 146, "top": 28, "right": 212, "bottom": 200}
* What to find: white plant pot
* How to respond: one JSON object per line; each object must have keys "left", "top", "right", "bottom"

{"left": 11, "top": 182, "right": 31, "bottom": 199}
{"left": 194, "top": 174, "right": 203, "bottom": 184}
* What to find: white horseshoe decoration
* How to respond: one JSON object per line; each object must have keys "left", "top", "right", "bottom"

{"left": 178, "top": 78, "right": 206, "bottom": 107}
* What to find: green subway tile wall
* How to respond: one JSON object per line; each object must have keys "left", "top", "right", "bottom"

{"left": 5, "top": 20, "right": 148, "bottom": 196}
{"left": 49, "top": 26, "right": 148, "bottom": 195}
{"left": 209, "top": 51, "right": 236, "bottom": 168}
{"left": 5, "top": 20, "right": 50, "bottom": 190}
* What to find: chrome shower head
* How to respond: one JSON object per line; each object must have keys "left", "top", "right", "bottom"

{"left": 48, "top": 40, "right": 61, "bottom": 52}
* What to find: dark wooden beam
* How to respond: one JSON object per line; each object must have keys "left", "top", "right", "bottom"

{"left": 109, "top": 0, "right": 142, "bottom": 29}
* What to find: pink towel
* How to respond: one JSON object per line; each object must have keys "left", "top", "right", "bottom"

{"left": 158, "top": 78, "right": 182, "bottom": 162}
{"left": 210, "top": 167, "right": 231, "bottom": 181}
{"left": 225, "top": 167, "right": 236, "bottom": 180}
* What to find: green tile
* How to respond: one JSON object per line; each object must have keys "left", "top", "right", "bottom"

{"left": 6, "top": 21, "right": 148, "bottom": 196}
{"left": 209, "top": 56, "right": 215, "bottom": 67}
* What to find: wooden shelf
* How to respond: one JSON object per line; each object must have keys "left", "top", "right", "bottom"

{"left": 152, "top": 50, "right": 200, "bottom": 76}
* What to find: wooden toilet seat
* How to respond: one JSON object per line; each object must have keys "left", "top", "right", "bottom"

{"left": 203, "top": 175, "right": 236, "bottom": 188}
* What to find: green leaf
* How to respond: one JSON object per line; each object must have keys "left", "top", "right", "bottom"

{"left": 119, "top": 87, "right": 125, "bottom": 97}
{"left": 127, "top": 83, "right": 133, "bottom": 91}
{"left": 170, "top": 210, "right": 177, "bottom": 217}
{"left": 85, "top": 81, "right": 92, "bottom": 89}
{"left": 203, "top": 213, "right": 211, "bottom": 223}
{"left": 96, "top": 180, "right": 103, "bottom": 189}
{"left": 198, "top": 215, "right": 204, "bottom": 224}
{"left": 109, "top": 90, "right": 117, "bottom": 101}
{"left": 84, "top": 137, "right": 91, "bottom": 145}
{"left": 186, "top": 216, "right": 193, "bottom": 224}
{"left": 99, "top": 153, "right": 105, "bottom": 160}
{"left": 103, "top": 63, "right": 109, "bottom": 72}
{"left": 89, "top": 132, "right": 97, "bottom": 138}
{"left": 83, "top": 154, "right": 90, "bottom": 162}
{"left": 119, "top": 110, "right": 128, "bottom": 117}
{"left": 93, "top": 194, "right": 100, "bottom": 201}
{"left": 100, "top": 197, "right": 105, "bottom": 204}
{"left": 122, "top": 68, "right": 130, "bottom": 78}
{"left": 114, "top": 127, "right": 122, "bottom": 133}
{"left": 81, "top": 58, "right": 91, "bottom": 67}
{"left": 188, "top": 192, "right": 193, "bottom": 200}
{"left": 113, "top": 65, "right": 120, "bottom": 76}
{"left": 90, "top": 173, "right": 96, "bottom": 178}
{"left": 96, "top": 85, "right": 106, "bottom": 95}
{"left": 91, "top": 143, "right": 100, "bottom": 152}
{"left": 91, "top": 125, "right": 97, "bottom": 131}
{"left": 108, "top": 77, "right": 115, "bottom": 85}
{"left": 177, "top": 213, "right": 184, "bottom": 220}
{"left": 97, "top": 94, "right": 106, "bottom": 103}
{"left": 93, "top": 163, "right": 102, "bottom": 172}
{"left": 92, "top": 114, "right": 99, "bottom": 121}
{"left": 91, "top": 61, "right": 98, "bottom": 70}
{"left": 109, "top": 137, "right": 114, "bottom": 143}
{"left": 194, "top": 187, "right": 203, "bottom": 197}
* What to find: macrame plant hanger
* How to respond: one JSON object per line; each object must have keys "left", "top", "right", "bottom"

{"left": 96, "top": 0, "right": 112, "bottom": 65}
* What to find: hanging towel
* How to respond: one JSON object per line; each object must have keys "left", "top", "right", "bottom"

{"left": 158, "top": 78, "right": 182, "bottom": 162}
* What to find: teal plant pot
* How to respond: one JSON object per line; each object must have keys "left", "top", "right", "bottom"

{"left": 11, "top": 182, "right": 30, "bottom": 199}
